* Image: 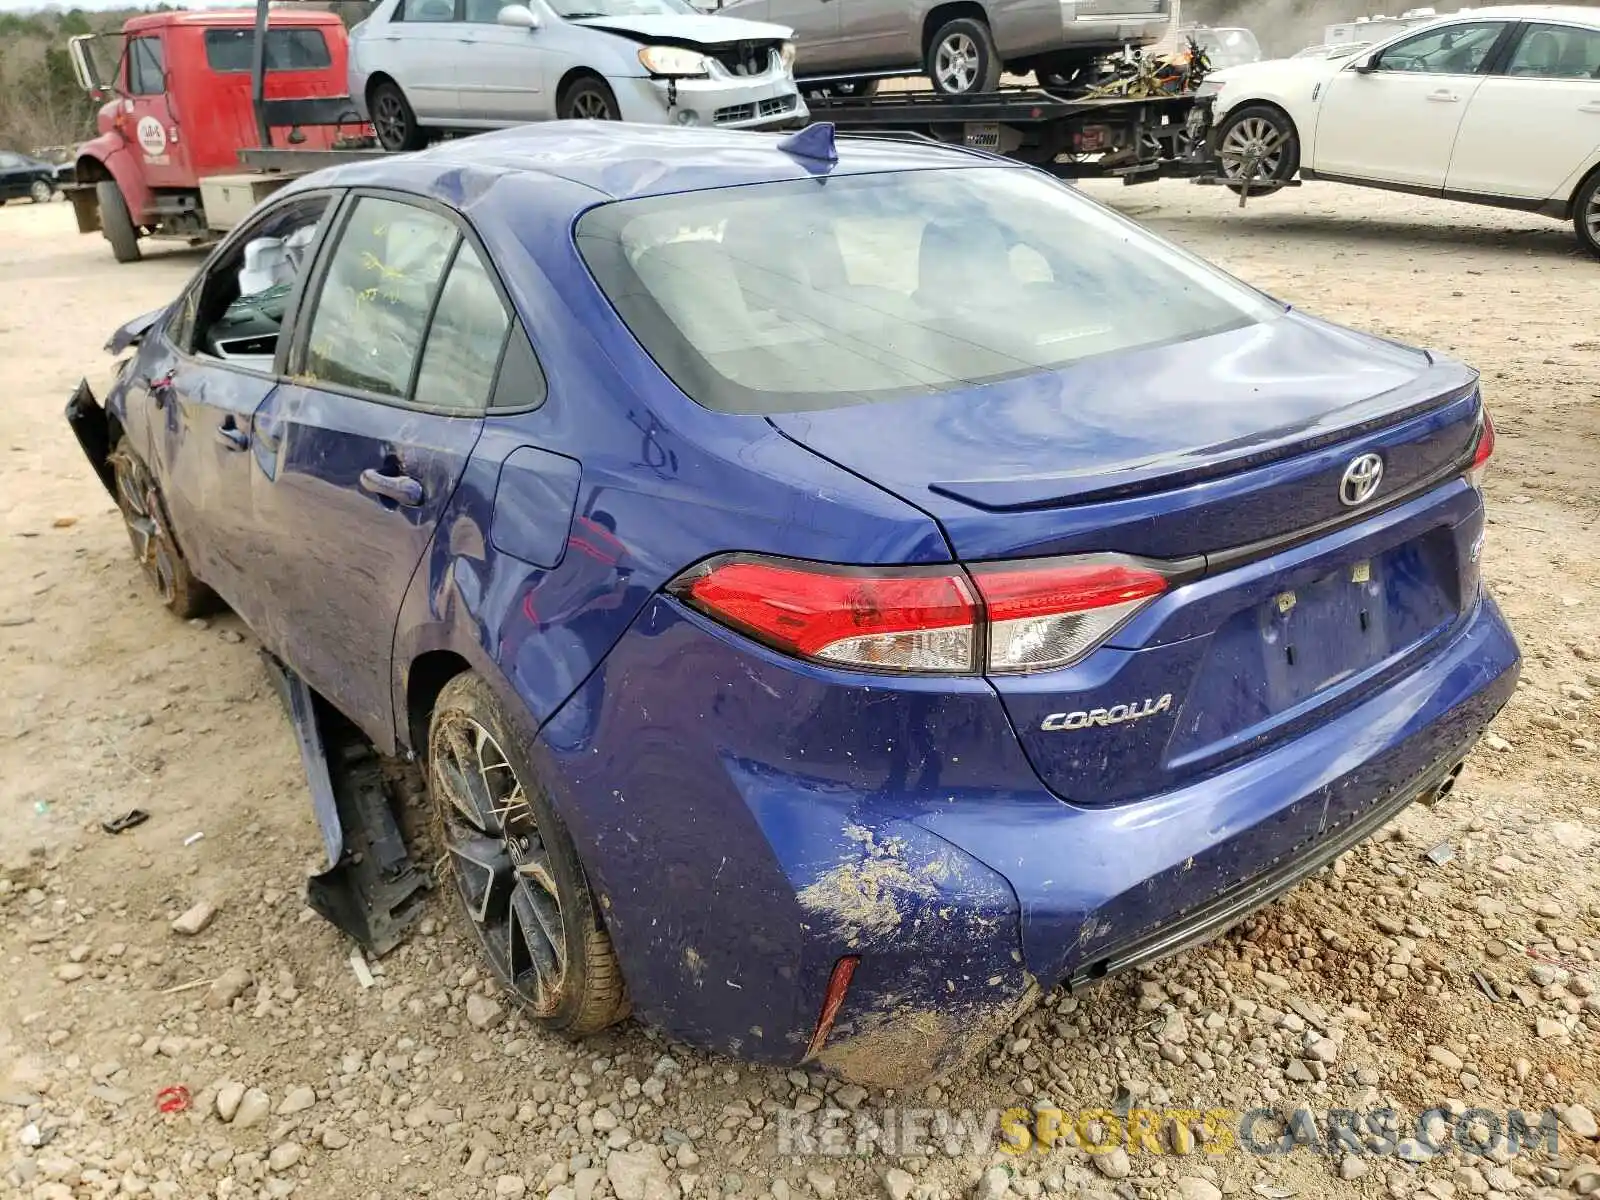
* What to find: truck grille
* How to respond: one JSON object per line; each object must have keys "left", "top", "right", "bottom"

{"left": 709, "top": 41, "right": 778, "bottom": 77}
{"left": 714, "top": 94, "right": 797, "bottom": 124}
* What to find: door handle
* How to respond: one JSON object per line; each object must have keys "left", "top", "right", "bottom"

{"left": 1427, "top": 90, "right": 1459, "bottom": 102}
{"left": 1581, "top": 102, "right": 1600, "bottom": 114}
{"left": 216, "top": 421, "right": 249, "bottom": 451}
{"left": 360, "top": 468, "right": 424, "bottom": 507}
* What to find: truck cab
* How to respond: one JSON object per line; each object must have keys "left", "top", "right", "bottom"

{"left": 68, "top": 9, "right": 362, "bottom": 262}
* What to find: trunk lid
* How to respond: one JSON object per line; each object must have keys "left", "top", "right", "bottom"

{"left": 768, "top": 312, "right": 1488, "bottom": 806}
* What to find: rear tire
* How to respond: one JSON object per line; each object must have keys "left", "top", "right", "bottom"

{"left": 96, "top": 180, "right": 141, "bottom": 264}
{"left": 426, "top": 672, "right": 629, "bottom": 1036}
{"left": 926, "top": 17, "right": 1001, "bottom": 95}
{"left": 559, "top": 76, "right": 620, "bottom": 120}
{"left": 1217, "top": 103, "right": 1300, "bottom": 197}
{"left": 370, "top": 80, "right": 427, "bottom": 152}
{"left": 108, "top": 438, "right": 213, "bottom": 619}
{"left": 1573, "top": 169, "right": 1600, "bottom": 262}
{"left": 29, "top": 179, "right": 53, "bottom": 204}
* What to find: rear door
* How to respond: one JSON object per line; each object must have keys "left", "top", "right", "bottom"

{"left": 1445, "top": 20, "right": 1600, "bottom": 201}
{"left": 377, "top": 0, "right": 465, "bottom": 119}
{"left": 454, "top": 0, "right": 549, "bottom": 121}
{"left": 249, "top": 192, "right": 497, "bottom": 742}
{"left": 1312, "top": 20, "right": 1511, "bottom": 187}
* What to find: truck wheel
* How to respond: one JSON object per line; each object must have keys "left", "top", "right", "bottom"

{"left": 1574, "top": 169, "right": 1600, "bottom": 262}
{"left": 95, "top": 180, "right": 142, "bottom": 263}
{"left": 559, "top": 76, "right": 620, "bottom": 120}
{"left": 426, "top": 672, "right": 629, "bottom": 1036}
{"left": 1217, "top": 104, "right": 1300, "bottom": 197}
{"left": 370, "top": 80, "right": 427, "bottom": 152}
{"left": 108, "top": 438, "right": 213, "bottom": 619}
{"left": 927, "top": 17, "right": 1001, "bottom": 95}
{"left": 29, "top": 179, "right": 54, "bottom": 204}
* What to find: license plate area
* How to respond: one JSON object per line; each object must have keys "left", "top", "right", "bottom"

{"left": 1174, "top": 534, "right": 1458, "bottom": 753}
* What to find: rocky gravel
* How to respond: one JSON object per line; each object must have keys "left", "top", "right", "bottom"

{"left": 2, "top": 181, "right": 1599, "bottom": 1200}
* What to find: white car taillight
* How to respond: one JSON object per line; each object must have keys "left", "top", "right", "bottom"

{"left": 670, "top": 554, "right": 1171, "bottom": 676}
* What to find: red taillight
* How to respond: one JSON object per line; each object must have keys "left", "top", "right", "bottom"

{"left": 972, "top": 562, "right": 1169, "bottom": 672}
{"left": 671, "top": 554, "right": 1170, "bottom": 676}
{"left": 675, "top": 557, "right": 978, "bottom": 673}
{"left": 1466, "top": 408, "right": 1495, "bottom": 489}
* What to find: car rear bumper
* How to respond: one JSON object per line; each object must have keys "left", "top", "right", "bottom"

{"left": 611, "top": 73, "right": 808, "bottom": 130}
{"left": 532, "top": 586, "right": 1518, "bottom": 1086}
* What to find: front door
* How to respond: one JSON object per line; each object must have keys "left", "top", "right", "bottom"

{"left": 122, "top": 32, "right": 192, "bottom": 190}
{"left": 455, "top": 0, "right": 547, "bottom": 121}
{"left": 250, "top": 193, "right": 506, "bottom": 743}
{"left": 1313, "top": 20, "right": 1511, "bottom": 188}
{"left": 1446, "top": 21, "right": 1600, "bottom": 201}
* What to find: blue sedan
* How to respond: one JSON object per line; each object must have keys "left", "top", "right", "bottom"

{"left": 66, "top": 121, "right": 1519, "bottom": 1086}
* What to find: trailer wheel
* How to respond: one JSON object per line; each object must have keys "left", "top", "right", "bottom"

{"left": 29, "top": 179, "right": 54, "bottom": 204}
{"left": 371, "top": 80, "right": 427, "bottom": 152}
{"left": 96, "top": 180, "right": 142, "bottom": 264}
{"left": 927, "top": 17, "right": 1000, "bottom": 95}
{"left": 1574, "top": 168, "right": 1600, "bottom": 262}
{"left": 1217, "top": 104, "right": 1299, "bottom": 196}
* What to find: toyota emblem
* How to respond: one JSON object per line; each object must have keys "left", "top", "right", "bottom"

{"left": 1339, "top": 453, "right": 1384, "bottom": 507}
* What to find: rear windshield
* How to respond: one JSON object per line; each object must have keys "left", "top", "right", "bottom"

{"left": 204, "top": 28, "right": 333, "bottom": 73}
{"left": 576, "top": 167, "right": 1280, "bottom": 415}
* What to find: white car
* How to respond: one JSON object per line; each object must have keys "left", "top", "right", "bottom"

{"left": 1208, "top": 5, "right": 1600, "bottom": 258}
{"left": 348, "top": 0, "right": 806, "bottom": 150}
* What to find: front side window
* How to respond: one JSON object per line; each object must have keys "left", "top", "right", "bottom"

{"left": 576, "top": 167, "right": 1279, "bottom": 415}
{"left": 463, "top": 0, "right": 508, "bottom": 21}
{"left": 128, "top": 36, "right": 166, "bottom": 95}
{"left": 1506, "top": 23, "right": 1600, "bottom": 79}
{"left": 0, "top": 152, "right": 22, "bottom": 169}
{"left": 203, "top": 28, "right": 333, "bottom": 73}
{"left": 302, "top": 196, "right": 459, "bottom": 399}
{"left": 1372, "top": 22, "right": 1507, "bottom": 74}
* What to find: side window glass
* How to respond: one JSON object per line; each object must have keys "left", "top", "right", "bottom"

{"left": 1374, "top": 22, "right": 1505, "bottom": 74}
{"left": 463, "top": 0, "right": 506, "bottom": 21}
{"left": 189, "top": 195, "right": 332, "bottom": 369}
{"left": 397, "top": 0, "right": 458, "bottom": 21}
{"left": 413, "top": 241, "right": 511, "bottom": 412}
{"left": 128, "top": 36, "right": 165, "bottom": 95}
{"left": 166, "top": 285, "right": 201, "bottom": 354}
{"left": 1507, "top": 25, "right": 1600, "bottom": 79}
{"left": 0, "top": 152, "right": 22, "bottom": 169}
{"left": 303, "top": 196, "right": 459, "bottom": 399}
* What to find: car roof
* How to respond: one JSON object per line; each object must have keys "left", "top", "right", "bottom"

{"left": 301, "top": 122, "right": 1005, "bottom": 206}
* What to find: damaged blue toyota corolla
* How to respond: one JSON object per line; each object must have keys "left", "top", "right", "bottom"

{"left": 67, "top": 121, "right": 1519, "bottom": 1087}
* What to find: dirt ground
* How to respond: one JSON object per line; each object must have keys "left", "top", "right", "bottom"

{"left": 1, "top": 181, "right": 1597, "bottom": 1200}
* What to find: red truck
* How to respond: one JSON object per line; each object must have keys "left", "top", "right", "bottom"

{"left": 67, "top": 8, "right": 370, "bottom": 263}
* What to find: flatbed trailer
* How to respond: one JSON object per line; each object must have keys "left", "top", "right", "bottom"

{"left": 804, "top": 86, "right": 1217, "bottom": 183}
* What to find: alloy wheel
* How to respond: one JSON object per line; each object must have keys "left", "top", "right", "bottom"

{"left": 935, "top": 33, "right": 979, "bottom": 92}
{"left": 1220, "top": 115, "right": 1287, "bottom": 181}
{"left": 373, "top": 93, "right": 407, "bottom": 149}
{"left": 1586, "top": 189, "right": 1600, "bottom": 247}
{"left": 30, "top": 179, "right": 52, "bottom": 203}
{"left": 571, "top": 92, "right": 615, "bottom": 120}
{"left": 112, "top": 450, "right": 176, "bottom": 606}
{"left": 431, "top": 712, "right": 567, "bottom": 1016}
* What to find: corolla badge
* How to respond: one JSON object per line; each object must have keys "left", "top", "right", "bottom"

{"left": 1339, "top": 453, "right": 1385, "bottom": 507}
{"left": 1040, "top": 693, "right": 1174, "bottom": 733}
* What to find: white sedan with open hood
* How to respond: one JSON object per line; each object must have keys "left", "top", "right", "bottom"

{"left": 349, "top": 0, "right": 805, "bottom": 149}
{"left": 1206, "top": 5, "right": 1600, "bottom": 259}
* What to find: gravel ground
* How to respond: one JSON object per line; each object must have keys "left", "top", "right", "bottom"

{"left": 1, "top": 179, "right": 1597, "bottom": 1200}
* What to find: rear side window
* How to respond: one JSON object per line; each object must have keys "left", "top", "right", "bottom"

{"left": 413, "top": 242, "right": 512, "bottom": 412}
{"left": 397, "top": 0, "right": 459, "bottom": 21}
{"left": 203, "top": 29, "right": 333, "bottom": 73}
{"left": 576, "top": 167, "right": 1278, "bottom": 415}
{"left": 303, "top": 197, "right": 459, "bottom": 399}
{"left": 128, "top": 36, "right": 165, "bottom": 95}
{"left": 1506, "top": 24, "right": 1600, "bottom": 79}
